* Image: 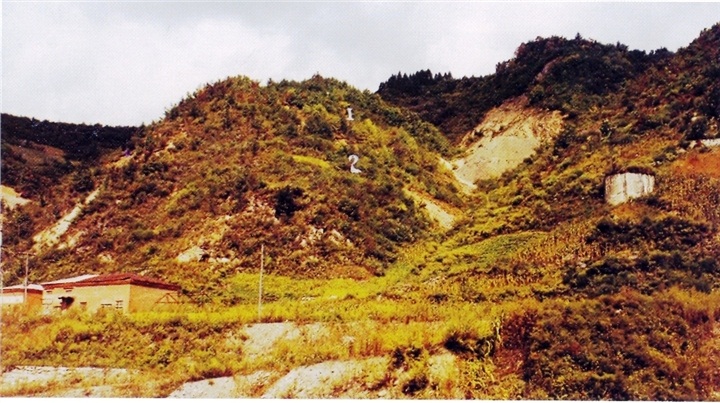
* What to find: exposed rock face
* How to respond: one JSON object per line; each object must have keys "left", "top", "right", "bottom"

{"left": 605, "top": 173, "right": 655, "bottom": 206}
{"left": 176, "top": 245, "right": 207, "bottom": 263}
{"left": 700, "top": 138, "right": 720, "bottom": 148}
{"left": 448, "top": 96, "right": 564, "bottom": 193}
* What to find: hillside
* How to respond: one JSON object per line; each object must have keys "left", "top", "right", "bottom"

{"left": 378, "top": 35, "right": 669, "bottom": 143}
{"left": 2, "top": 24, "right": 720, "bottom": 400}
{"left": 1, "top": 114, "right": 137, "bottom": 197}
{"left": 2, "top": 75, "right": 463, "bottom": 290}
{"left": 376, "top": 23, "right": 720, "bottom": 399}
{"left": 1, "top": 115, "right": 138, "bottom": 272}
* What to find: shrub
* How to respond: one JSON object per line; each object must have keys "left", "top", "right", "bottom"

{"left": 588, "top": 215, "right": 709, "bottom": 252}
{"left": 71, "top": 169, "right": 94, "bottom": 192}
{"left": 274, "top": 186, "right": 304, "bottom": 219}
{"left": 504, "top": 291, "right": 718, "bottom": 400}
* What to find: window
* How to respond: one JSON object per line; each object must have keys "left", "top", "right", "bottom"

{"left": 115, "top": 300, "right": 124, "bottom": 310}
{"left": 80, "top": 302, "right": 87, "bottom": 310}
{"left": 59, "top": 296, "right": 74, "bottom": 310}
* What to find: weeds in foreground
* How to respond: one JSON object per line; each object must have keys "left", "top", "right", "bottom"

{"left": 3, "top": 270, "right": 720, "bottom": 399}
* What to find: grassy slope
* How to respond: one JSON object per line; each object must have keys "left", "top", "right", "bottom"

{"left": 2, "top": 75, "right": 462, "bottom": 287}
{"left": 390, "top": 23, "right": 720, "bottom": 399}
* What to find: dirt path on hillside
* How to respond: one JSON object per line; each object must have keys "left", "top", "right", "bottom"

{"left": 31, "top": 188, "right": 99, "bottom": 252}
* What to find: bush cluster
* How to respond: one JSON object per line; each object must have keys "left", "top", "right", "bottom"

{"left": 502, "top": 290, "right": 720, "bottom": 400}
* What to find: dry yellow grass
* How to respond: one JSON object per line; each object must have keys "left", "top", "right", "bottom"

{"left": 672, "top": 149, "right": 720, "bottom": 178}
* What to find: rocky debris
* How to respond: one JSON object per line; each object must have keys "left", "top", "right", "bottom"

{"left": 604, "top": 172, "right": 655, "bottom": 206}
{"left": 296, "top": 226, "right": 352, "bottom": 248}
{"left": 1, "top": 185, "right": 31, "bottom": 210}
{"left": 176, "top": 245, "right": 208, "bottom": 263}
{"left": 240, "top": 196, "right": 279, "bottom": 225}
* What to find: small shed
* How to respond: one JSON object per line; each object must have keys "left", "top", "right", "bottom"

{"left": 0, "top": 284, "right": 44, "bottom": 311}
{"left": 41, "top": 273, "right": 181, "bottom": 314}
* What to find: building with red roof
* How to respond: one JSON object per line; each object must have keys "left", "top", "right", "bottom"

{"left": 40, "top": 273, "right": 181, "bottom": 313}
{"left": 0, "top": 283, "right": 44, "bottom": 311}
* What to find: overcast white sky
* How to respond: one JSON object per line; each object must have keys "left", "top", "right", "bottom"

{"left": 2, "top": 2, "right": 719, "bottom": 126}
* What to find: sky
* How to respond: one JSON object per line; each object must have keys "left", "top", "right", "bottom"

{"left": 3, "top": 2, "right": 720, "bottom": 127}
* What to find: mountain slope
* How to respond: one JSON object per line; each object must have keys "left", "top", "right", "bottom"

{"left": 392, "top": 23, "right": 720, "bottom": 300}
{"left": 378, "top": 35, "right": 666, "bottom": 143}
{"left": 376, "top": 23, "right": 720, "bottom": 399}
{"left": 2, "top": 75, "right": 463, "bottom": 289}
{"left": 2, "top": 24, "right": 720, "bottom": 401}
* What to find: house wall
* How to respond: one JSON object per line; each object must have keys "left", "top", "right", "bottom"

{"left": 128, "top": 284, "right": 179, "bottom": 313}
{"left": 43, "top": 284, "right": 132, "bottom": 314}
{"left": 0, "top": 290, "right": 43, "bottom": 310}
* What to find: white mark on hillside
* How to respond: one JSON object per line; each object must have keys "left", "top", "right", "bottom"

{"left": 348, "top": 154, "right": 361, "bottom": 174}
{"left": 1, "top": 185, "right": 31, "bottom": 210}
{"left": 604, "top": 172, "right": 655, "bottom": 206}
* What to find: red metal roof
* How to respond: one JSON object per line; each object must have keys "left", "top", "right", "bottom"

{"left": 42, "top": 273, "right": 180, "bottom": 291}
{"left": 2, "top": 284, "right": 44, "bottom": 293}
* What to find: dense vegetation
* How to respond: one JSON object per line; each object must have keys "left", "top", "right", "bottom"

{"left": 2, "top": 23, "right": 720, "bottom": 399}
{"left": 378, "top": 36, "right": 669, "bottom": 142}
{"left": 1, "top": 114, "right": 137, "bottom": 195}
{"left": 2, "top": 75, "right": 461, "bottom": 287}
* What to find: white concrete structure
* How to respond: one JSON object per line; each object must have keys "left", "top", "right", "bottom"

{"left": 605, "top": 173, "right": 655, "bottom": 206}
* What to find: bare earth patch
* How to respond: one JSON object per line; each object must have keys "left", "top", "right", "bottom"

{"left": 168, "top": 375, "right": 243, "bottom": 398}
{"left": 0, "top": 366, "right": 133, "bottom": 397}
{"left": 31, "top": 188, "right": 100, "bottom": 252}
{"left": 262, "top": 357, "right": 386, "bottom": 398}
{"left": 449, "top": 96, "right": 564, "bottom": 192}
{"left": 1, "top": 185, "right": 31, "bottom": 210}
{"left": 404, "top": 188, "right": 458, "bottom": 229}
{"left": 241, "top": 322, "right": 328, "bottom": 359}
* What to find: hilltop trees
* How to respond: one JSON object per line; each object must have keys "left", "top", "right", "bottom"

{"left": 378, "top": 36, "right": 661, "bottom": 142}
